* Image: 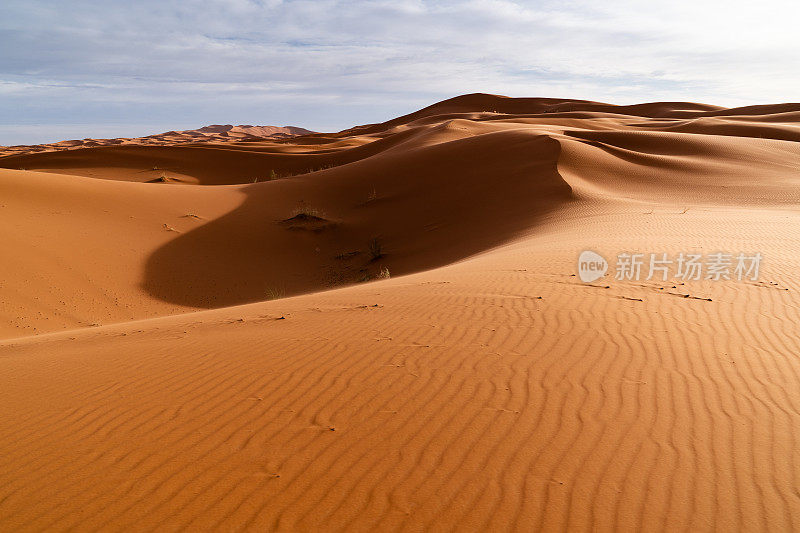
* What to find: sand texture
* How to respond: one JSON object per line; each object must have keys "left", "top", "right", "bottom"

{"left": 1, "top": 94, "right": 800, "bottom": 531}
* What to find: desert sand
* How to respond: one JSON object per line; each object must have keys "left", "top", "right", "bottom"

{"left": 1, "top": 93, "right": 800, "bottom": 530}
{"left": 0, "top": 124, "right": 315, "bottom": 158}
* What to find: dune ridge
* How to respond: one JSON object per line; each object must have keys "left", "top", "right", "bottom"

{"left": 0, "top": 124, "right": 315, "bottom": 158}
{"left": 1, "top": 94, "right": 800, "bottom": 530}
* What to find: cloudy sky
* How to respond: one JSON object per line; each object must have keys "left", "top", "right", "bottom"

{"left": 2, "top": 0, "right": 799, "bottom": 145}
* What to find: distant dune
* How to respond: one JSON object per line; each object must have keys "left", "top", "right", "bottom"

{"left": 1, "top": 94, "right": 800, "bottom": 530}
{"left": 0, "top": 124, "right": 315, "bottom": 158}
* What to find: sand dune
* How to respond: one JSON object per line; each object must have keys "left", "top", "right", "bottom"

{"left": 1, "top": 94, "right": 800, "bottom": 530}
{"left": 0, "top": 124, "right": 314, "bottom": 159}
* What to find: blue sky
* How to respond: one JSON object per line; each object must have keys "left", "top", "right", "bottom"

{"left": 2, "top": 0, "right": 799, "bottom": 145}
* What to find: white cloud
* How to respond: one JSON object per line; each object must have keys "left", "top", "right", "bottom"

{"left": 1, "top": 0, "right": 798, "bottom": 144}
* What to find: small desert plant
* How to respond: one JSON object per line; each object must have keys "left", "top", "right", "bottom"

{"left": 377, "top": 267, "right": 390, "bottom": 279}
{"left": 266, "top": 287, "right": 285, "bottom": 300}
{"left": 367, "top": 187, "right": 377, "bottom": 202}
{"left": 253, "top": 170, "right": 280, "bottom": 183}
{"left": 367, "top": 238, "right": 383, "bottom": 261}
{"left": 291, "top": 206, "right": 326, "bottom": 219}
{"left": 335, "top": 250, "right": 359, "bottom": 260}
{"left": 307, "top": 163, "right": 337, "bottom": 173}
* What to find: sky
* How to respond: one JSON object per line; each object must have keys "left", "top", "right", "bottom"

{"left": 2, "top": 0, "right": 799, "bottom": 145}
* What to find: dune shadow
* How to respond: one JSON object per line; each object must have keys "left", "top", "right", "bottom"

{"left": 141, "top": 130, "right": 574, "bottom": 308}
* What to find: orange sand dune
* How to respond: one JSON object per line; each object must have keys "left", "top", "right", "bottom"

{"left": 1, "top": 94, "right": 800, "bottom": 530}
{"left": 0, "top": 124, "right": 314, "bottom": 159}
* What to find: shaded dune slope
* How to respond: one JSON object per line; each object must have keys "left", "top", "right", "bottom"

{"left": 144, "top": 130, "right": 570, "bottom": 308}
